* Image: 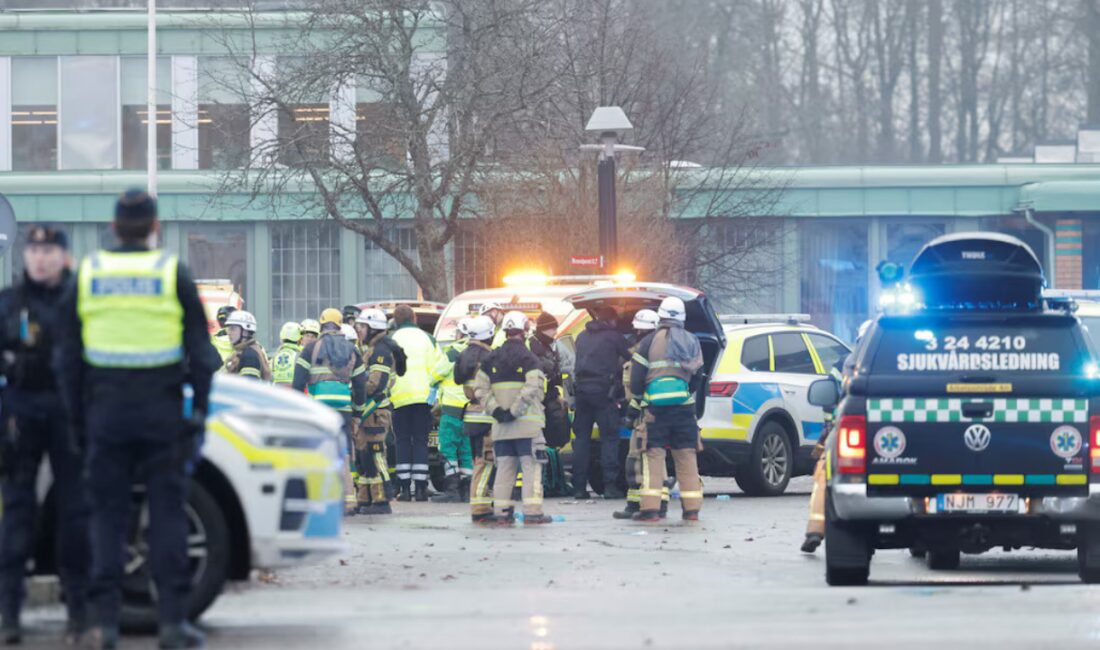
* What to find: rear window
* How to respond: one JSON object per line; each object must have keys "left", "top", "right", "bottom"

{"left": 870, "top": 317, "right": 1092, "bottom": 376}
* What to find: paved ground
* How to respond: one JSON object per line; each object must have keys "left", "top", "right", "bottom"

{"left": 21, "top": 477, "right": 1100, "bottom": 648}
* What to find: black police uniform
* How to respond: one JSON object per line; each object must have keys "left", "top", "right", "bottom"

{"left": 0, "top": 257, "right": 91, "bottom": 633}
{"left": 54, "top": 242, "right": 219, "bottom": 634}
{"left": 571, "top": 318, "right": 631, "bottom": 497}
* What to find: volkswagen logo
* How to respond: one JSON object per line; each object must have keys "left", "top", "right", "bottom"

{"left": 964, "top": 424, "right": 992, "bottom": 452}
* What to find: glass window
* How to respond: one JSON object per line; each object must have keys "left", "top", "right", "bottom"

{"left": 185, "top": 225, "right": 248, "bottom": 296}
{"left": 806, "top": 333, "right": 850, "bottom": 374}
{"left": 59, "top": 56, "right": 119, "bottom": 170}
{"left": 363, "top": 223, "right": 419, "bottom": 300}
{"left": 453, "top": 225, "right": 489, "bottom": 293}
{"left": 120, "top": 57, "right": 172, "bottom": 170}
{"left": 800, "top": 220, "right": 868, "bottom": 341}
{"left": 271, "top": 222, "right": 341, "bottom": 328}
{"left": 277, "top": 57, "right": 329, "bottom": 168}
{"left": 355, "top": 80, "right": 405, "bottom": 168}
{"left": 771, "top": 332, "right": 816, "bottom": 374}
{"left": 740, "top": 334, "right": 770, "bottom": 372}
{"left": 885, "top": 222, "right": 945, "bottom": 271}
{"left": 198, "top": 57, "right": 251, "bottom": 169}
{"left": 11, "top": 57, "right": 58, "bottom": 171}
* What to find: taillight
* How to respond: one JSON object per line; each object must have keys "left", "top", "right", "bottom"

{"left": 837, "top": 415, "right": 867, "bottom": 475}
{"left": 1090, "top": 416, "right": 1100, "bottom": 472}
{"left": 708, "top": 381, "right": 739, "bottom": 398}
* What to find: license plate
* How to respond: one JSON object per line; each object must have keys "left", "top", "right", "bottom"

{"left": 932, "top": 493, "right": 1022, "bottom": 514}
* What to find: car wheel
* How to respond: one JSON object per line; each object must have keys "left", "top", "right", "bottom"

{"left": 735, "top": 421, "right": 792, "bottom": 497}
{"left": 925, "top": 548, "right": 960, "bottom": 571}
{"left": 824, "top": 489, "right": 870, "bottom": 586}
{"left": 119, "top": 481, "right": 231, "bottom": 633}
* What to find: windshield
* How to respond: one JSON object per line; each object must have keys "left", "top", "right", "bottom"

{"left": 435, "top": 287, "right": 586, "bottom": 343}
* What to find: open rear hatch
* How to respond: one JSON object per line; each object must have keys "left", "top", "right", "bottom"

{"left": 857, "top": 313, "right": 1097, "bottom": 498}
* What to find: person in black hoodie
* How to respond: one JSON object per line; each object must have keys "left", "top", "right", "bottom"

{"left": 570, "top": 306, "right": 631, "bottom": 499}
{"left": 0, "top": 226, "right": 90, "bottom": 645}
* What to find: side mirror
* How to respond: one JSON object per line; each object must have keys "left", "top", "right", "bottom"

{"left": 807, "top": 378, "right": 840, "bottom": 409}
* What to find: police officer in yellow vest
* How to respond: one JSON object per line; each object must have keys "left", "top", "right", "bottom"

{"left": 627, "top": 297, "right": 705, "bottom": 523}
{"left": 271, "top": 322, "right": 303, "bottom": 387}
{"left": 390, "top": 305, "right": 440, "bottom": 501}
{"left": 54, "top": 189, "right": 219, "bottom": 650}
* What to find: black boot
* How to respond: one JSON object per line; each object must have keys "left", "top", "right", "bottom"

{"left": 523, "top": 514, "right": 554, "bottom": 525}
{"left": 397, "top": 480, "right": 412, "bottom": 502}
{"left": 612, "top": 501, "right": 640, "bottom": 520}
{"left": 801, "top": 533, "right": 823, "bottom": 553}
{"left": 632, "top": 509, "right": 661, "bottom": 522}
{"left": 659, "top": 500, "right": 669, "bottom": 519}
{"left": 459, "top": 477, "right": 471, "bottom": 503}
{"left": 158, "top": 621, "right": 205, "bottom": 649}
{"left": 471, "top": 512, "right": 495, "bottom": 525}
{"left": 431, "top": 476, "right": 462, "bottom": 503}
{"left": 414, "top": 481, "right": 429, "bottom": 502}
{"left": 359, "top": 501, "right": 393, "bottom": 515}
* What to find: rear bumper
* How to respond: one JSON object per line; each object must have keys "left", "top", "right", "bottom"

{"left": 831, "top": 482, "right": 1100, "bottom": 522}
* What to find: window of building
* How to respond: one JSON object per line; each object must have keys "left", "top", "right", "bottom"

{"left": 355, "top": 80, "right": 405, "bottom": 169}
{"left": 800, "top": 220, "right": 868, "bottom": 342}
{"left": 885, "top": 222, "right": 945, "bottom": 270}
{"left": 11, "top": 57, "right": 58, "bottom": 171}
{"left": 185, "top": 225, "right": 248, "bottom": 297}
{"left": 277, "top": 58, "right": 330, "bottom": 168}
{"left": 740, "top": 334, "right": 770, "bottom": 372}
{"left": 120, "top": 57, "right": 173, "bottom": 170}
{"left": 198, "top": 56, "right": 251, "bottom": 169}
{"left": 453, "top": 225, "right": 490, "bottom": 293}
{"left": 806, "top": 333, "right": 850, "bottom": 373}
{"left": 771, "top": 332, "right": 816, "bottom": 374}
{"left": 363, "top": 223, "right": 419, "bottom": 300}
{"left": 59, "top": 56, "right": 119, "bottom": 170}
{"left": 271, "top": 222, "right": 341, "bottom": 327}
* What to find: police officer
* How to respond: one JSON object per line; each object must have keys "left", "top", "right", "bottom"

{"left": 430, "top": 319, "right": 473, "bottom": 503}
{"left": 271, "top": 322, "right": 303, "bottom": 387}
{"left": 390, "top": 305, "right": 439, "bottom": 501}
{"left": 342, "top": 305, "right": 360, "bottom": 326}
{"left": 571, "top": 305, "right": 631, "bottom": 499}
{"left": 454, "top": 316, "right": 496, "bottom": 523}
{"left": 0, "top": 225, "right": 90, "bottom": 645}
{"left": 474, "top": 312, "right": 552, "bottom": 525}
{"left": 614, "top": 308, "right": 663, "bottom": 520}
{"left": 222, "top": 310, "right": 270, "bottom": 381}
{"left": 293, "top": 308, "right": 367, "bottom": 516}
{"left": 352, "top": 308, "right": 401, "bottom": 515}
{"left": 300, "top": 318, "right": 321, "bottom": 348}
{"left": 55, "top": 189, "right": 219, "bottom": 649}
{"left": 210, "top": 305, "right": 236, "bottom": 367}
{"left": 628, "top": 297, "right": 705, "bottom": 522}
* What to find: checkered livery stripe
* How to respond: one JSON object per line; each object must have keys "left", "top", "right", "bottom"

{"left": 867, "top": 398, "right": 1087, "bottom": 424}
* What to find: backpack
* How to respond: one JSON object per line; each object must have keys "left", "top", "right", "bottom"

{"left": 541, "top": 448, "right": 572, "bottom": 498}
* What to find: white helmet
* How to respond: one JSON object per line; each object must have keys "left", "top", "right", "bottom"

{"left": 356, "top": 308, "right": 388, "bottom": 331}
{"left": 478, "top": 301, "right": 503, "bottom": 316}
{"left": 457, "top": 317, "right": 474, "bottom": 338}
{"left": 340, "top": 323, "right": 358, "bottom": 341}
{"left": 501, "top": 310, "right": 528, "bottom": 332}
{"left": 467, "top": 315, "right": 495, "bottom": 341}
{"left": 225, "top": 310, "right": 258, "bottom": 333}
{"left": 632, "top": 309, "right": 660, "bottom": 331}
{"left": 657, "top": 297, "right": 686, "bottom": 322}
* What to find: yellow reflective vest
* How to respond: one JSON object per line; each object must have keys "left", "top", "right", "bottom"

{"left": 390, "top": 324, "right": 439, "bottom": 408}
{"left": 271, "top": 342, "right": 302, "bottom": 385}
{"left": 431, "top": 339, "right": 469, "bottom": 416}
{"left": 77, "top": 250, "right": 184, "bottom": 368}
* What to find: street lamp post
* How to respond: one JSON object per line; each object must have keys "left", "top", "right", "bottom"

{"left": 581, "top": 107, "right": 644, "bottom": 271}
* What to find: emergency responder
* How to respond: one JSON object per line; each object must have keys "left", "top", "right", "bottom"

{"left": 293, "top": 308, "right": 368, "bottom": 516}
{"left": 210, "top": 305, "right": 236, "bottom": 367}
{"left": 474, "top": 312, "right": 552, "bottom": 525}
{"left": 613, "top": 308, "right": 662, "bottom": 520}
{"left": 627, "top": 297, "right": 704, "bottom": 522}
{"left": 454, "top": 316, "right": 496, "bottom": 522}
{"left": 352, "top": 308, "right": 401, "bottom": 515}
{"left": 430, "top": 318, "right": 473, "bottom": 503}
{"left": 0, "top": 225, "right": 90, "bottom": 645}
{"left": 271, "top": 322, "right": 303, "bottom": 387}
{"left": 571, "top": 305, "right": 631, "bottom": 499}
{"left": 478, "top": 301, "right": 505, "bottom": 348}
{"left": 300, "top": 318, "right": 321, "bottom": 348}
{"left": 342, "top": 305, "right": 360, "bottom": 326}
{"left": 55, "top": 189, "right": 219, "bottom": 649}
{"left": 528, "top": 312, "right": 569, "bottom": 449}
{"left": 222, "top": 310, "right": 271, "bottom": 381}
{"left": 390, "top": 304, "right": 439, "bottom": 501}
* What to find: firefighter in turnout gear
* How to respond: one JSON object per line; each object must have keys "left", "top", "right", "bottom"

{"left": 474, "top": 312, "right": 553, "bottom": 525}
{"left": 293, "top": 308, "right": 368, "bottom": 517}
{"left": 454, "top": 316, "right": 496, "bottom": 523}
{"left": 352, "top": 308, "right": 402, "bottom": 515}
{"left": 222, "top": 310, "right": 271, "bottom": 381}
{"left": 628, "top": 297, "right": 705, "bottom": 522}
{"left": 430, "top": 318, "right": 473, "bottom": 503}
{"left": 614, "top": 309, "right": 669, "bottom": 520}
{"left": 271, "top": 322, "right": 303, "bottom": 386}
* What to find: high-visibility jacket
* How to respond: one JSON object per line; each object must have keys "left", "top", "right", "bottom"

{"left": 390, "top": 323, "right": 438, "bottom": 408}
{"left": 431, "top": 339, "right": 469, "bottom": 418}
{"left": 77, "top": 250, "right": 183, "bottom": 368}
{"left": 211, "top": 330, "right": 233, "bottom": 367}
{"left": 271, "top": 342, "right": 302, "bottom": 385}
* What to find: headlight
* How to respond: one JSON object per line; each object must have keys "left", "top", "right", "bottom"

{"left": 220, "top": 410, "right": 338, "bottom": 451}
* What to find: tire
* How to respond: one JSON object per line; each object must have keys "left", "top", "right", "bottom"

{"left": 926, "top": 548, "right": 961, "bottom": 571}
{"left": 119, "top": 481, "right": 231, "bottom": 633}
{"left": 824, "top": 489, "right": 870, "bottom": 586}
{"left": 735, "top": 420, "right": 793, "bottom": 497}
{"left": 1078, "top": 524, "right": 1100, "bottom": 583}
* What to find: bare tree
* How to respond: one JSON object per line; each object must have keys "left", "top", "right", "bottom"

{"left": 1086, "top": 0, "right": 1100, "bottom": 123}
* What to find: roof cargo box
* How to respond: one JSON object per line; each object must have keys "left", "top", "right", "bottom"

{"left": 908, "top": 232, "right": 1045, "bottom": 312}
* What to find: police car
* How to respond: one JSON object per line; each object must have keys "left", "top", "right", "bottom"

{"left": 815, "top": 233, "right": 1100, "bottom": 586}
{"left": 35, "top": 375, "right": 347, "bottom": 630}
